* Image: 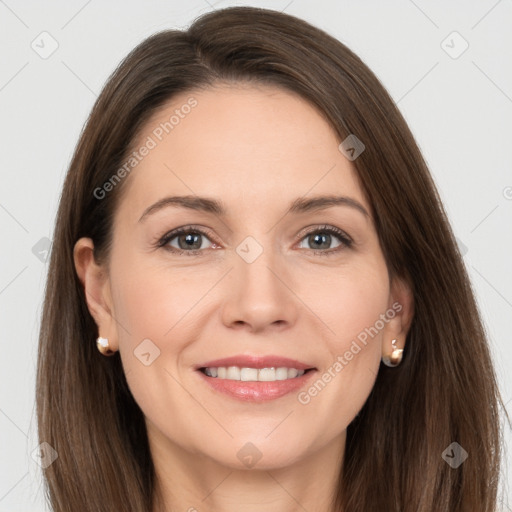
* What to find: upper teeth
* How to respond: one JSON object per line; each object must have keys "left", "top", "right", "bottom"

{"left": 203, "top": 366, "right": 306, "bottom": 381}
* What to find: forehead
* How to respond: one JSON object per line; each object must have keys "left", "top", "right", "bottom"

{"left": 116, "top": 84, "right": 368, "bottom": 221}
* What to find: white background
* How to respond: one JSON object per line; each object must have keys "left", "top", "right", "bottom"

{"left": 0, "top": 0, "right": 511, "bottom": 510}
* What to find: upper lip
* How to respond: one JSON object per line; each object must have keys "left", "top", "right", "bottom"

{"left": 195, "top": 355, "right": 316, "bottom": 371}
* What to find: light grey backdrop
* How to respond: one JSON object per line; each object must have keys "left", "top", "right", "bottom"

{"left": 1, "top": 0, "right": 511, "bottom": 510}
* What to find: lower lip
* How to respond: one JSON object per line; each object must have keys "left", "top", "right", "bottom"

{"left": 196, "top": 369, "right": 317, "bottom": 402}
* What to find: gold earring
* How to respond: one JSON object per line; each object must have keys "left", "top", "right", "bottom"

{"left": 382, "top": 338, "right": 403, "bottom": 367}
{"left": 96, "top": 336, "right": 116, "bottom": 356}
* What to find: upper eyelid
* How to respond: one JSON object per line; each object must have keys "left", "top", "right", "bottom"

{"left": 294, "top": 224, "right": 351, "bottom": 241}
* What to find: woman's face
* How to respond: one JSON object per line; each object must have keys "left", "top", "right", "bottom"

{"left": 78, "top": 83, "right": 411, "bottom": 470}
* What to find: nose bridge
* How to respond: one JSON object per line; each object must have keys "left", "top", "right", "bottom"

{"left": 220, "top": 233, "right": 298, "bottom": 331}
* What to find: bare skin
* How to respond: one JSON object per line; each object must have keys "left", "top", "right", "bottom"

{"left": 74, "top": 83, "right": 413, "bottom": 512}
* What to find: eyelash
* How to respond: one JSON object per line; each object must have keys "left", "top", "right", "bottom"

{"left": 155, "top": 224, "right": 353, "bottom": 257}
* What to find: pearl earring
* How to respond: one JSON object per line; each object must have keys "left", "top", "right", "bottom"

{"left": 382, "top": 338, "right": 403, "bottom": 367}
{"left": 96, "top": 336, "right": 116, "bottom": 356}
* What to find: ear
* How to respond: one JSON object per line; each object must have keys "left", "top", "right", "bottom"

{"left": 73, "top": 237, "right": 119, "bottom": 352}
{"left": 381, "top": 275, "right": 414, "bottom": 357}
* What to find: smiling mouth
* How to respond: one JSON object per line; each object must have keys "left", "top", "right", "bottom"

{"left": 199, "top": 366, "right": 316, "bottom": 382}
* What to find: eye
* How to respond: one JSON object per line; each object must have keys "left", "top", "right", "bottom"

{"left": 296, "top": 225, "right": 352, "bottom": 255}
{"left": 157, "top": 225, "right": 216, "bottom": 256}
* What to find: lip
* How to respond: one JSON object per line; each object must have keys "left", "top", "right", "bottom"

{"left": 196, "top": 366, "right": 317, "bottom": 402}
{"left": 194, "top": 354, "right": 317, "bottom": 402}
{"left": 195, "top": 354, "right": 316, "bottom": 371}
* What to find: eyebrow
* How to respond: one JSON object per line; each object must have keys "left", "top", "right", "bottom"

{"left": 138, "top": 194, "right": 370, "bottom": 222}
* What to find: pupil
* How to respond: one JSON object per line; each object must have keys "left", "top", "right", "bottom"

{"left": 180, "top": 233, "right": 201, "bottom": 250}
{"left": 311, "top": 233, "right": 330, "bottom": 249}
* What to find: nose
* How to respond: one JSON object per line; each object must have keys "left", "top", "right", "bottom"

{"left": 220, "top": 245, "right": 299, "bottom": 334}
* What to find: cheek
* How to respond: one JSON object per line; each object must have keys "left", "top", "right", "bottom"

{"left": 295, "top": 259, "right": 388, "bottom": 424}
{"left": 110, "top": 256, "right": 206, "bottom": 346}
{"left": 108, "top": 258, "right": 201, "bottom": 433}
{"left": 331, "top": 262, "right": 389, "bottom": 371}
{"left": 298, "top": 256, "right": 390, "bottom": 344}
{"left": 108, "top": 253, "right": 217, "bottom": 417}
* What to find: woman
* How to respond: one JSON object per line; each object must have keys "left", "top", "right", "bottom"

{"left": 36, "top": 6, "right": 506, "bottom": 511}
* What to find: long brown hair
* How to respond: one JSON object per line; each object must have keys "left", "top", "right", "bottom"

{"left": 36, "top": 6, "right": 507, "bottom": 511}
